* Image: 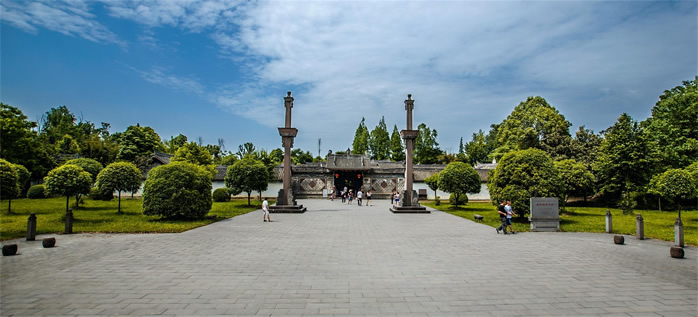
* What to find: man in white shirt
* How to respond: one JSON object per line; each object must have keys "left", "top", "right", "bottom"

{"left": 357, "top": 190, "right": 363, "bottom": 206}
{"left": 262, "top": 198, "right": 271, "bottom": 222}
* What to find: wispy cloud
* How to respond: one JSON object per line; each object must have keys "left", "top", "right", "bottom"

{"left": 1, "top": 0, "right": 125, "bottom": 47}
{"left": 130, "top": 66, "right": 205, "bottom": 95}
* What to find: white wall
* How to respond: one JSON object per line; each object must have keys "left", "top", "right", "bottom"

{"left": 413, "top": 182, "right": 490, "bottom": 201}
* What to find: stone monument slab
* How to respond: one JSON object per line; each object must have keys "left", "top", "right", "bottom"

{"left": 529, "top": 197, "right": 560, "bottom": 232}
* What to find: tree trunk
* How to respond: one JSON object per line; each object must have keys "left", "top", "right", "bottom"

{"left": 117, "top": 190, "right": 122, "bottom": 214}
{"left": 66, "top": 196, "right": 70, "bottom": 213}
{"left": 7, "top": 198, "right": 11, "bottom": 214}
{"left": 658, "top": 197, "right": 661, "bottom": 211}
{"left": 75, "top": 194, "right": 80, "bottom": 209}
{"left": 247, "top": 192, "right": 251, "bottom": 206}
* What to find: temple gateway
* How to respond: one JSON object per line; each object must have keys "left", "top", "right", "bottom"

{"left": 268, "top": 155, "right": 495, "bottom": 200}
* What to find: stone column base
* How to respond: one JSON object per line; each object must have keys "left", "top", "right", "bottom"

{"left": 390, "top": 205, "right": 429, "bottom": 213}
{"left": 269, "top": 205, "right": 307, "bottom": 213}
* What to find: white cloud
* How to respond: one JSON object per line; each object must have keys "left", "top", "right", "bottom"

{"left": 0, "top": 0, "right": 125, "bottom": 46}
{"left": 5, "top": 0, "right": 694, "bottom": 151}
{"left": 131, "top": 66, "right": 205, "bottom": 95}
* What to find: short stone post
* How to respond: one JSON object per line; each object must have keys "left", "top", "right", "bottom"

{"left": 635, "top": 214, "right": 644, "bottom": 240}
{"left": 2, "top": 244, "right": 18, "bottom": 256}
{"left": 26, "top": 213, "right": 37, "bottom": 241}
{"left": 65, "top": 210, "right": 73, "bottom": 234}
{"left": 674, "top": 217, "right": 684, "bottom": 247}
{"left": 605, "top": 210, "right": 612, "bottom": 233}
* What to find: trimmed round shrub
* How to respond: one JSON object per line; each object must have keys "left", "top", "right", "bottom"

{"left": 27, "top": 184, "right": 47, "bottom": 199}
{"left": 213, "top": 188, "right": 231, "bottom": 202}
{"left": 142, "top": 162, "right": 212, "bottom": 220}
{"left": 89, "top": 186, "right": 114, "bottom": 201}
{"left": 449, "top": 193, "right": 468, "bottom": 206}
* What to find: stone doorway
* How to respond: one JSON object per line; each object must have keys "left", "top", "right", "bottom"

{"left": 333, "top": 171, "right": 364, "bottom": 193}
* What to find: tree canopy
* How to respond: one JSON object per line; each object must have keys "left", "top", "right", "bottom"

{"left": 644, "top": 76, "right": 698, "bottom": 169}
{"left": 115, "top": 124, "right": 164, "bottom": 162}
{"left": 96, "top": 162, "right": 142, "bottom": 213}
{"left": 369, "top": 116, "right": 391, "bottom": 160}
{"left": 44, "top": 164, "right": 93, "bottom": 213}
{"left": 488, "top": 148, "right": 563, "bottom": 216}
{"left": 352, "top": 117, "right": 370, "bottom": 155}
{"left": 495, "top": 96, "right": 572, "bottom": 160}
{"left": 438, "top": 161, "right": 481, "bottom": 207}
{"left": 414, "top": 123, "right": 442, "bottom": 164}
{"left": 554, "top": 159, "right": 595, "bottom": 203}
{"left": 390, "top": 125, "right": 405, "bottom": 161}
{"left": 172, "top": 141, "right": 213, "bottom": 166}
{"left": 0, "top": 159, "right": 20, "bottom": 213}
{"left": 142, "top": 161, "right": 212, "bottom": 219}
{"left": 225, "top": 157, "right": 270, "bottom": 206}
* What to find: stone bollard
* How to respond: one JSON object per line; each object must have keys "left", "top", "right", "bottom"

{"left": 27, "top": 213, "right": 37, "bottom": 241}
{"left": 2, "top": 244, "right": 18, "bottom": 256}
{"left": 636, "top": 214, "right": 644, "bottom": 240}
{"left": 674, "top": 217, "right": 684, "bottom": 247}
{"left": 65, "top": 210, "right": 73, "bottom": 234}
{"left": 614, "top": 235, "right": 624, "bottom": 244}
{"left": 605, "top": 210, "right": 613, "bottom": 233}
{"left": 670, "top": 246, "right": 684, "bottom": 259}
{"left": 42, "top": 237, "right": 56, "bottom": 248}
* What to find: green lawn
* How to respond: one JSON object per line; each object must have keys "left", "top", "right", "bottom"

{"left": 422, "top": 201, "right": 697, "bottom": 246}
{"left": 0, "top": 197, "right": 271, "bottom": 241}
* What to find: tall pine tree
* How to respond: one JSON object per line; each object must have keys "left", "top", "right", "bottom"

{"left": 352, "top": 117, "right": 369, "bottom": 155}
{"left": 390, "top": 125, "right": 405, "bottom": 161}
{"left": 369, "top": 117, "right": 391, "bottom": 160}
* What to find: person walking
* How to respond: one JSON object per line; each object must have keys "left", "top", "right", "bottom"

{"left": 394, "top": 192, "right": 400, "bottom": 206}
{"left": 348, "top": 190, "right": 353, "bottom": 205}
{"left": 329, "top": 187, "right": 334, "bottom": 201}
{"left": 505, "top": 200, "right": 517, "bottom": 234}
{"left": 357, "top": 189, "right": 363, "bottom": 206}
{"left": 496, "top": 200, "right": 508, "bottom": 234}
{"left": 366, "top": 190, "right": 372, "bottom": 206}
{"left": 341, "top": 190, "right": 346, "bottom": 203}
{"left": 262, "top": 198, "right": 271, "bottom": 222}
{"left": 390, "top": 191, "right": 395, "bottom": 205}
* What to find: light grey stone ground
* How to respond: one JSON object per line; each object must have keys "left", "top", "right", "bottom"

{"left": 1, "top": 199, "right": 696, "bottom": 317}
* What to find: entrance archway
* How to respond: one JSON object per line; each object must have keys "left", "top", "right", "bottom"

{"left": 333, "top": 171, "right": 364, "bottom": 193}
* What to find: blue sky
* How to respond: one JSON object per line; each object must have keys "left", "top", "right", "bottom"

{"left": 2, "top": 0, "right": 696, "bottom": 155}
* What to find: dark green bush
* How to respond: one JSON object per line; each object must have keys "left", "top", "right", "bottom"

{"left": 213, "top": 188, "right": 231, "bottom": 202}
{"left": 449, "top": 193, "right": 468, "bottom": 206}
{"left": 27, "top": 184, "right": 47, "bottom": 199}
{"left": 142, "top": 162, "right": 212, "bottom": 220}
{"left": 89, "top": 186, "right": 114, "bottom": 201}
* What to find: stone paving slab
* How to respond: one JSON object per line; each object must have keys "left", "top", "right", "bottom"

{"left": 1, "top": 198, "right": 696, "bottom": 316}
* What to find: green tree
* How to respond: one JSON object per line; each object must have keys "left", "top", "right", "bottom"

{"left": 172, "top": 142, "right": 213, "bottom": 166}
{"left": 554, "top": 159, "right": 595, "bottom": 204}
{"left": 64, "top": 158, "right": 104, "bottom": 205}
{"left": 9, "top": 163, "right": 30, "bottom": 196}
{"left": 64, "top": 158, "right": 103, "bottom": 183}
{"left": 164, "top": 134, "right": 188, "bottom": 154}
{"left": 648, "top": 168, "right": 697, "bottom": 219}
{"left": 352, "top": 117, "right": 370, "bottom": 155}
{"left": 496, "top": 96, "right": 572, "bottom": 160}
{"left": 414, "top": 123, "right": 442, "bottom": 164}
{"left": 488, "top": 148, "right": 563, "bottom": 217}
{"left": 464, "top": 130, "right": 489, "bottom": 165}
{"left": 0, "top": 159, "right": 20, "bottom": 214}
{"left": 1, "top": 104, "right": 56, "bottom": 178}
{"left": 594, "top": 113, "right": 658, "bottom": 211}
{"left": 220, "top": 154, "right": 239, "bottom": 166}
{"left": 369, "top": 116, "right": 391, "bottom": 160}
{"left": 237, "top": 142, "right": 256, "bottom": 158}
{"left": 644, "top": 77, "right": 698, "bottom": 169}
{"left": 438, "top": 161, "right": 481, "bottom": 207}
{"left": 570, "top": 126, "right": 602, "bottom": 168}
{"left": 44, "top": 164, "right": 92, "bottom": 213}
{"left": 96, "top": 162, "right": 142, "bottom": 213}
{"left": 225, "top": 157, "right": 270, "bottom": 206}
{"left": 115, "top": 124, "right": 164, "bottom": 162}
{"left": 142, "top": 162, "right": 212, "bottom": 219}
{"left": 424, "top": 173, "right": 440, "bottom": 201}
{"left": 390, "top": 125, "right": 405, "bottom": 161}
{"left": 57, "top": 134, "right": 80, "bottom": 155}
{"left": 291, "top": 148, "right": 313, "bottom": 165}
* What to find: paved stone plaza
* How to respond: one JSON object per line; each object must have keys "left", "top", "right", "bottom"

{"left": 1, "top": 199, "right": 696, "bottom": 316}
